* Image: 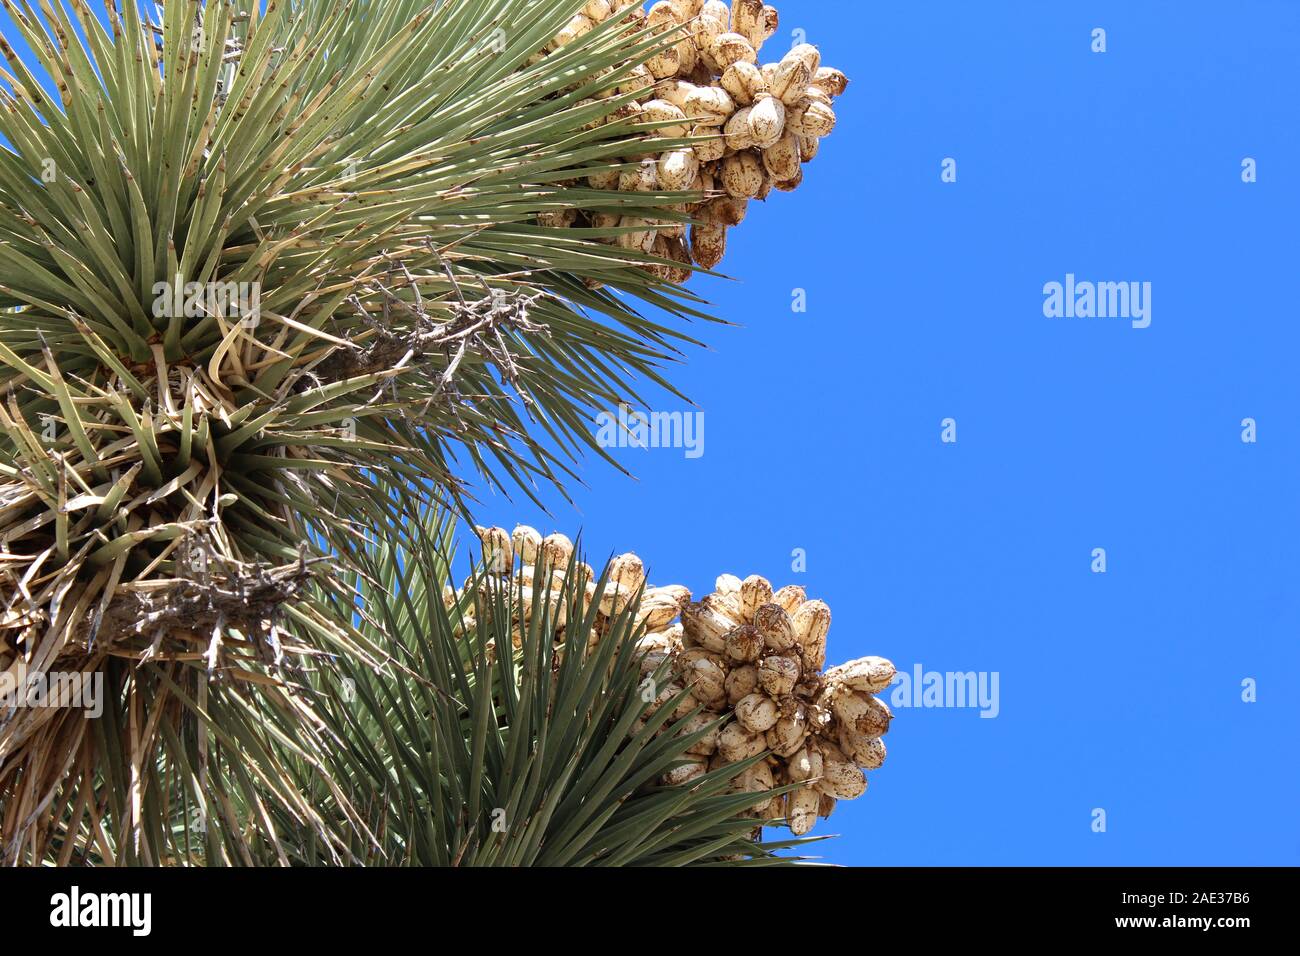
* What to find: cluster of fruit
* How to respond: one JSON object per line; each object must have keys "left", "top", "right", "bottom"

{"left": 545, "top": 0, "right": 849, "bottom": 282}
{"left": 462, "top": 525, "right": 894, "bottom": 835}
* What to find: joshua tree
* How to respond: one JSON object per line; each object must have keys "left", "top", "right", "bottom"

{"left": 0, "top": 0, "right": 867, "bottom": 866}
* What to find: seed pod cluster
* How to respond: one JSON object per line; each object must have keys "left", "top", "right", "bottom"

{"left": 545, "top": 0, "right": 849, "bottom": 281}
{"left": 465, "top": 526, "right": 893, "bottom": 836}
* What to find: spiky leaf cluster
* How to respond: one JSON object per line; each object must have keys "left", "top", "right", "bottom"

{"left": 0, "top": 0, "right": 723, "bottom": 861}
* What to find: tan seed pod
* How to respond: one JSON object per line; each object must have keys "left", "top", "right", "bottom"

{"left": 697, "top": 196, "right": 748, "bottom": 226}
{"left": 701, "top": 0, "right": 730, "bottom": 21}
{"left": 618, "top": 157, "right": 659, "bottom": 192}
{"left": 642, "top": 620, "right": 684, "bottom": 649}
{"left": 811, "top": 66, "right": 849, "bottom": 98}
{"left": 540, "top": 532, "right": 574, "bottom": 569}
{"left": 826, "top": 656, "right": 897, "bottom": 694}
{"left": 673, "top": 643, "right": 722, "bottom": 689}
{"left": 757, "top": 654, "right": 800, "bottom": 697}
{"left": 637, "top": 646, "right": 673, "bottom": 678}
{"left": 683, "top": 654, "right": 728, "bottom": 708}
{"left": 769, "top": 57, "right": 811, "bottom": 106}
{"left": 786, "top": 42, "right": 821, "bottom": 75}
{"left": 691, "top": 125, "right": 727, "bottom": 163}
{"left": 753, "top": 602, "right": 797, "bottom": 653}
{"left": 832, "top": 690, "right": 893, "bottom": 738}
{"left": 725, "top": 663, "right": 760, "bottom": 705}
{"left": 739, "top": 574, "right": 774, "bottom": 622}
{"left": 730, "top": 0, "right": 764, "bottom": 38}
{"left": 681, "top": 595, "right": 740, "bottom": 651}
{"left": 766, "top": 713, "right": 808, "bottom": 758}
{"left": 762, "top": 132, "right": 800, "bottom": 181}
{"left": 792, "top": 599, "right": 830, "bottom": 651}
{"left": 643, "top": 680, "right": 686, "bottom": 720}
{"left": 801, "top": 624, "right": 826, "bottom": 672}
{"left": 720, "top": 150, "right": 764, "bottom": 198}
{"left": 647, "top": 0, "right": 678, "bottom": 27}
{"left": 601, "top": 100, "right": 642, "bottom": 129}
{"left": 670, "top": 0, "right": 704, "bottom": 20}
{"left": 662, "top": 760, "right": 708, "bottom": 786}
{"left": 645, "top": 238, "right": 681, "bottom": 281}
{"left": 714, "top": 589, "right": 748, "bottom": 623}
{"left": 519, "top": 585, "right": 569, "bottom": 629}
{"left": 756, "top": 793, "right": 783, "bottom": 820}
{"left": 733, "top": 759, "right": 769, "bottom": 811}
{"left": 619, "top": 3, "right": 647, "bottom": 29}
{"left": 693, "top": 5, "right": 728, "bottom": 70}
{"left": 786, "top": 786, "right": 821, "bottom": 835}
{"left": 658, "top": 148, "right": 700, "bottom": 190}
{"left": 639, "top": 99, "right": 689, "bottom": 138}
{"left": 760, "top": 61, "right": 779, "bottom": 87}
{"left": 772, "top": 167, "right": 802, "bottom": 191}
{"left": 818, "top": 753, "right": 867, "bottom": 799}
{"left": 715, "top": 573, "right": 742, "bottom": 594}
{"left": 614, "top": 63, "right": 654, "bottom": 97}
{"left": 771, "top": 584, "right": 806, "bottom": 614}
{"left": 787, "top": 743, "right": 823, "bottom": 783}
{"left": 587, "top": 167, "right": 620, "bottom": 190}
{"left": 684, "top": 86, "right": 735, "bottom": 126}
{"left": 720, "top": 61, "right": 767, "bottom": 106}
{"left": 723, "top": 107, "right": 756, "bottom": 151}
{"left": 615, "top": 216, "right": 657, "bottom": 253}
{"left": 731, "top": 760, "right": 775, "bottom": 812}
{"left": 590, "top": 211, "right": 621, "bottom": 230}
{"left": 475, "top": 525, "right": 514, "bottom": 573}
{"left": 537, "top": 209, "right": 578, "bottom": 229}
{"left": 818, "top": 792, "right": 836, "bottom": 819}
{"left": 675, "top": 36, "right": 699, "bottom": 76}
{"left": 603, "top": 551, "right": 646, "bottom": 605}
{"left": 584, "top": 0, "right": 613, "bottom": 20}
{"left": 711, "top": 32, "right": 757, "bottom": 69}
{"left": 552, "top": 13, "right": 595, "bottom": 48}
{"left": 798, "top": 98, "right": 836, "bottom": 138}
{"left": 663, "top": 236, "right": 694, "bottom": 283}
{"left": 746, "top": 93, "right": 785, "bottom": 148}
{"left": 655, "top": 80, "right": 699, "bottom": 109}
{"left": 717, "top": 722, "right": 766, "bottom": 762}
{"left": 755, "top": 5, "right": 779, "bottom": 48}
{"left": 755, "top": 174, "right": 774, "bottom": 200}
{"left": 681, "top": 710, "right": 720, "bottom": 755}
{"left": 647, "top": 47, "right": 682, "bottom": 80}
{"left": 724, "top": 623, "right": 765, "bottom": 663}
{"left": 689, "top": 222, "right": 727, "bottom": 269}
{"left": 636, "top": 584, "right": 691, "bottom": 632}
{"left": 800, "top": 86, "right": 834, "bottom": 108}
{"left": 840, "top": 729, "right": 887, "bottom": 770}
{"left": 735, "top": 692, "right": 780, "bottom": 733}
{"left": 798, "top": 133, "right": 820, "bottom": 163}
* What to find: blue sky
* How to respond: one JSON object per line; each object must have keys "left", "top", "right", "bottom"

{"left": 3, "top": 1, "right": 1295, "bottom": 866}
{"left": 471, "top": 1, "right": 1300, "bottom": 865}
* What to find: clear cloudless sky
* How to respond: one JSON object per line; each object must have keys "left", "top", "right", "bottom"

{"left": 5, "top": 1, "right": 1297, "bottom": 866}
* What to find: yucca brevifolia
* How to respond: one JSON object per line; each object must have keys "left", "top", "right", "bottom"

{"left": 259, "top": 504, "right": 821, "bottom": 867}
{"left": 0, "top": 0, "right": 728, "bottom": 864}
{"left": 0, "top": 0, "right": 852, "bottom": 866}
